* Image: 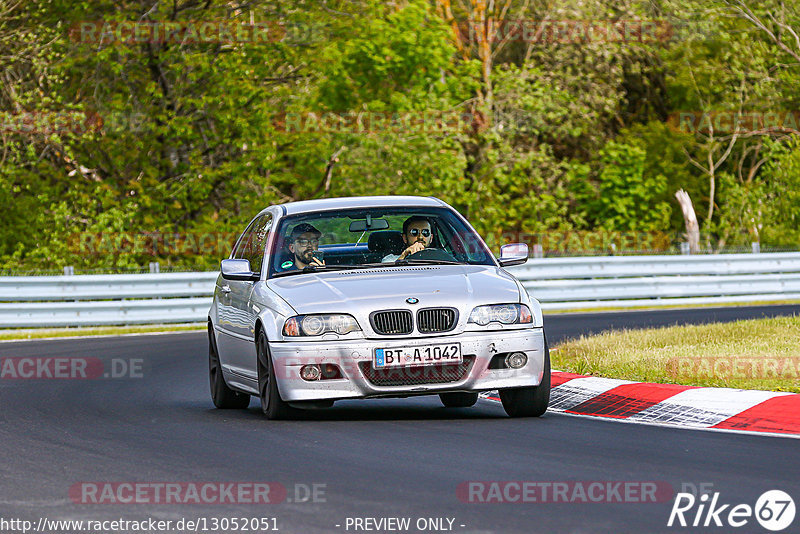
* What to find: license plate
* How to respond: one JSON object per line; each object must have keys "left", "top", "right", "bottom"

{"left": 374, "top": 343, "right": 462, "bottom": 369}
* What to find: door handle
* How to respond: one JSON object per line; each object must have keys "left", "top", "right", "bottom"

{"left": 221, "top": 285, "right": 231, "bottom": 294}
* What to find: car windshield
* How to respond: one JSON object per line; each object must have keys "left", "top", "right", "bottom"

{"left": 269, "top": 206, "right": 495, "bottom": 277}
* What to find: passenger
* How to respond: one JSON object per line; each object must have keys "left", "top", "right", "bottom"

{"left": 383, "top": 216, "right": 433, "bottom": 262}
{"left": 282, "top": 223, "right": 326, "bottom": 270}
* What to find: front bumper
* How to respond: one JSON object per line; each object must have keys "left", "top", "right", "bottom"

{"left": 268, "top": 328, "right": 545, "bottom": 402}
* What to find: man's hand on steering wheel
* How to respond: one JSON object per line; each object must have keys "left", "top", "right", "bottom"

{"left": 398, "top": 241, "right": 427, "bottom": 260}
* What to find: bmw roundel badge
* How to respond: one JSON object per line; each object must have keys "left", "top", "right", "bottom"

{"left": 406, "top": 297, "right": 419, "bottom": 304}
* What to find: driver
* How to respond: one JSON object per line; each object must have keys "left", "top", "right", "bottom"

{"left": 383, "top": 216, "right": 433, "bottom": 262}
{"left": 282, "top": 223, "right": 326, "bottom": 270}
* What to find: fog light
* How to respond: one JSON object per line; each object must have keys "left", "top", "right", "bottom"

{"left": 300, "top": 364, "right": 321, "bottom": 381}
{"left": 505, "top": 352, "right": 528, "bottom": 369}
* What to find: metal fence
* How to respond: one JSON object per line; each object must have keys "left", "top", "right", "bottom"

{"left": 2, "top": 253, "right": 800, "bottom": 327}
{"left": 507, "top": 253, "right": 800, "bottom": 310}
{"left": 0, "top": 273, "right": 218, "bottom": 328}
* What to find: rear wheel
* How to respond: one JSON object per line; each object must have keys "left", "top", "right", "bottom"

{"left": 209, "top": 325, "right": 250, "bottom": 409}
{"left": 439, "top": 392, "right": 479, "bottom": 408}
{"left": 256, "top": 330, "right": 296, "bottom": 420}
{"left": 499, "top": 339, "right": 551, "bottom": 418}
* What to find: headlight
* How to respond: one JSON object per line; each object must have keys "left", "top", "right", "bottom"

{"left": 468, "top": 304, "right": 532, "bottom": 326}
{"left": 283, "top": 314, "right": 361, "bottom": 337}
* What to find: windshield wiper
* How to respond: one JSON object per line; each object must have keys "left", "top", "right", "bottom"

{"left": 272, "top": 264, "right": 378, "bottom": 278}
{"left": 393, "top": 258, "right": 461, "bottom": 266}
{"left": 272, "top": 260, "right": 463, "bottom": 277}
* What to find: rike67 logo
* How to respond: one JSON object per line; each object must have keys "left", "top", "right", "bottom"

{"left": 668, "top": 490, "right": 795, "bottom": 531}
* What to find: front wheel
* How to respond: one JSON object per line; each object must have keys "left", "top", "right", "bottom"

{"left": 209, "top": 325, "right": 250, "bottom": 409}
{"left": 439, "top": 392, "right": 479, "bottom": 408}
{"left": 499, "top": 340, "right": 551, "bottom": 418}
{"left": 256, "top": 331, "right": 296, "bottom": 420}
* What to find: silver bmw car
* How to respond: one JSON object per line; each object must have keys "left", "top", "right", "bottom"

{"left": 208, "top": 196, "right": 550, "bottom": 419}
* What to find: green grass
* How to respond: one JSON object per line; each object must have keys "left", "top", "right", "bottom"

{"left": 0, "top": 323, "right": 205, "bottom": 341}
{"left": 552, "top": 315, "right": 800, "bottom": 392}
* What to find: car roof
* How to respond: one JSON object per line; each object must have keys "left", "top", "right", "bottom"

{"left": 276, "top": 196, "right": 447, "bottom": 216}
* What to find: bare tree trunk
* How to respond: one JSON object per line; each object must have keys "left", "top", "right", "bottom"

{"left": 675, "top": 189, "right": 700, "bottom": 254}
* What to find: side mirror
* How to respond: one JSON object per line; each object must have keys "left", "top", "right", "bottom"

{"left": 498, "top": 243, "right": 528, "bottom": 267}
{"left": 221, "top": 259, "right": 260, "bottom": 281}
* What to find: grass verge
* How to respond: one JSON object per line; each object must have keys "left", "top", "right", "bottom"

{"left": 0, "top": 324, "right": 205, "bottom": 341}
{"left": 542, "top": 299, "right": 800, "bottom": 314}
{"left": 552, "top": 315, "right": 800, "bottom": 392}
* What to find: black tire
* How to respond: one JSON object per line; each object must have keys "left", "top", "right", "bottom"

{"left": 256, "top": 330, "right": 296, "bottom": 420}
{"left": 499, "top": 339, "right": 551, "bottom": 418}
{"left": 439, "top": 392, "right": 479, "bottom": 408}
{"left": 209, "top": 325, "right": 250, "bottom": 409}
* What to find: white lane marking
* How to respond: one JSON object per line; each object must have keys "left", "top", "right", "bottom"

{"left": 0, "top": 329, "right": 204, "bottom": 344}
{"left": 552, "top": 409, "right": 800, "bottom": 439}
{"left": 481, "top": 396, "right": 800, "bottom": 439}
{"left": 0, "top": 498, "right": 71, "bottom": 506}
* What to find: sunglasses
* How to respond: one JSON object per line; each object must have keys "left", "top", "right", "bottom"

{"left": 295, "top": 238, "right": 319, "bottom": 246}
{"left": 408, "top": 228, "right": 431, "bottom": 237}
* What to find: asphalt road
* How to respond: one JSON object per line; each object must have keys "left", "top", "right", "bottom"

{"left": 1, "top": 305, "right": 799, "bottom": 534}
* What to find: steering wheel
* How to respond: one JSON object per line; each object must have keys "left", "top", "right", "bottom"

{"left": 406, "top": 247, "right": 458, "bottom": 262}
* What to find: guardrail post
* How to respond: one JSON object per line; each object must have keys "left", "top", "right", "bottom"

{"left": 752, "top": 242, "right": 760, "bottom": 254}
{"left": 532, "top": 244, "right": 543, "bottom": 259}
{"left": 149, "top": 262, "right": 160, "bottom": 273}
{"left": 680, "top": 242, "right": 690, "bottom": 255}
{"left": 63, "top": 266, "right": 74, "bottom": 275}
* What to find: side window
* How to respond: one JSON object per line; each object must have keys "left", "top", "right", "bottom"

{"left": 440, "top": 220, "right": 484, "bottom": 262}
{"left": 436, "top": 223, "right": 464, "bottom": 259}
{"left": 462, "top": 232, "right": 488, "bottom": 262}
{"left": 233, "top": 214, "right": 272, "bottom": 273}
{"left": 426, "top": 218, "right": 453, "bottom": 253}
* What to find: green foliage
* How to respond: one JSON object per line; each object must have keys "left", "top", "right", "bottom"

{"left": 709, "top": 171, "right": 765, "bottom": 247}
{"left": 1, "top": 0, "right": 800, "bottom": 272}
{"left": 759, "top": 137, "right": 800, "bottom": 246}
{"left": 589, "top": 140, "right": 672, "bottom": 232}
{"left": 317, "top": 1, "right": 459, "bottom": 110}
{"left": 615, "top": 121, "right": 699, "bottom": 232}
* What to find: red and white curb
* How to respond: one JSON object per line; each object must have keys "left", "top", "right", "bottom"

{"left": 483, "top": 372, "right": 800, "bottom": 438}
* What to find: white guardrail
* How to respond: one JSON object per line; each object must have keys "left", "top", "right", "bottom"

{"left": 2, "top": 253, "right": 800, "bottom": 327}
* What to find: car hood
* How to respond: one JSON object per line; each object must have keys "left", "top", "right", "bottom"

{"left": 267, "top": 265, "right": 521, "bottom": 316}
